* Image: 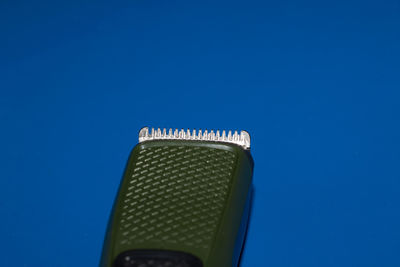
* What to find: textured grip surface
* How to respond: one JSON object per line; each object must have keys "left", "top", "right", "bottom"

{"left": 100, "top": 140, "right": 253, "bottom": 267}
{"left": 117, "top": 145, "right": 236, "bottom": 251}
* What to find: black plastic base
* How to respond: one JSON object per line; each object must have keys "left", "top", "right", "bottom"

{"left": 113, "top": 250, "right": 203, "bottom": 267}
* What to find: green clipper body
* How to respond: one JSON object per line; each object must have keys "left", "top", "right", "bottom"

{"left": 100, "top": 128, "right": 254, "bottom": 267}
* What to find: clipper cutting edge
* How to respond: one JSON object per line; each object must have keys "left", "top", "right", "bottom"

{"left": 139, "top": 127, "right": 251, "bottom": 149}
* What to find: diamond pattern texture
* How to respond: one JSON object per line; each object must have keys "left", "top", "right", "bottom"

{"left": 117, "top": 145, "right": 237, "bottom": 251}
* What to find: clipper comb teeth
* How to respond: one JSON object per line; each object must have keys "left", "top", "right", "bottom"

{"left": 101, "top": 127, "right": 254, "bottom": 267}
{"left": 139, "top": 127, "right": 251, "bottom": 149}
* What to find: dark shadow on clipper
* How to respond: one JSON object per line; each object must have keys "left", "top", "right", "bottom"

{"left": 237, "top": 185, "right": 255, "bottom": 267}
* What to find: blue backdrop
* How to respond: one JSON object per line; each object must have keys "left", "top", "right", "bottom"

{"left": 1, "top": 1, "right": 400, "bottom": 266}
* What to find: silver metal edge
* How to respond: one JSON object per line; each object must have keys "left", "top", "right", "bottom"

{"left": 138, "top": 127, "right": 251, "bottom": 149}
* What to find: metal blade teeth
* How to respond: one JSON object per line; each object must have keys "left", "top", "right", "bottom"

{"left": 138, "top": 127, "right": 251, "bottom": 149}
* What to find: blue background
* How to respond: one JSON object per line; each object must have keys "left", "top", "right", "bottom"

{"left": 1, "top": 1, "right": 400, "bottom": 266}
